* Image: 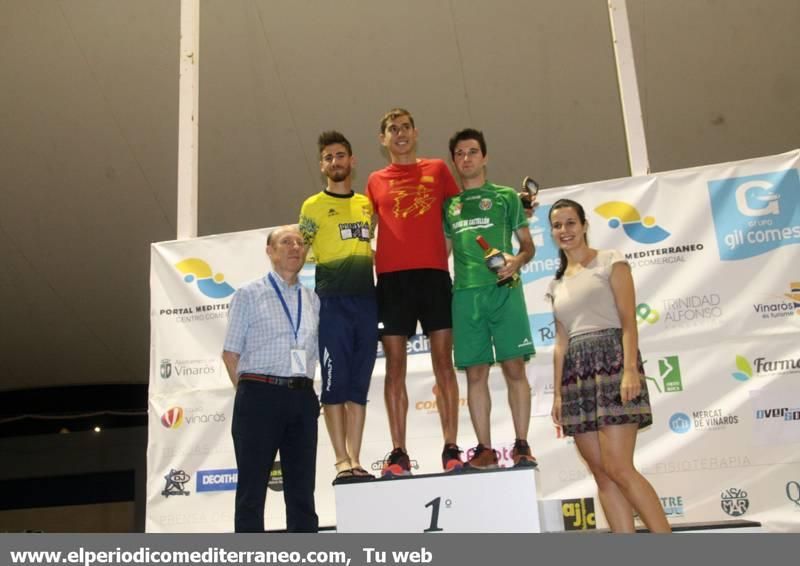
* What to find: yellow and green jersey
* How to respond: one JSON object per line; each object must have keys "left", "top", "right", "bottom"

{"left": 299, "top": 191, "right": 374, "bottom": 297}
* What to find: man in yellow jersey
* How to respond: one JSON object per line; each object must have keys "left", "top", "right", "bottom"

{"left": 299, "top": 131, "right": 377, "bottom": 484}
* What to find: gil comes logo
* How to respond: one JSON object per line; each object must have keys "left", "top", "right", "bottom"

{"left": 708, "top": 168, "right": 800, "bottom": 261}
{"left": 174, "top": 258, "right": 235, "bottom": 299}
{"left": 520, "top": 204, "right": 561, "bottom": 284}
{"left": 595, "top": 202, "right": 670, "bottom": 244}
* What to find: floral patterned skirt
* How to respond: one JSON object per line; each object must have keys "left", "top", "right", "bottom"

{"left": 560, "top": 328, "right": 652, "bottom": 436}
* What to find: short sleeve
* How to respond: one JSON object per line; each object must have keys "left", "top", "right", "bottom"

{"left": 505, "top": 188, "right": 527, "bottom": 230}
{"left": 545, "top": 278, "right": 557, "bottom": 304}
{"left": 223, "top": 287, "right": 251, "bottom": 353}
{"left": 603, "top": 249, "right": 629, "bottom": 276}
{"left": 365, "top": 175, "right": 377, "bottom": 210}
{"left": 443, "top": 197, "right": 454, "bottom": 239}
{"left": 298, "top": 200, "right": 318, "bottom": 247}
{"left": 437, "top": 161, "right": 461, "bottom": 199}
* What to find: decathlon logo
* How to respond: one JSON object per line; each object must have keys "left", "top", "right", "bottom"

{"left": 708, "top": 169, "right": 800, "bottom": 261}
{"left": 161, "top": 407, "right": 184, "bottom": 428}
{"left": 196, "top": 469, "right": 238, "bottom": 492}
{"left": 595, "top": 202, "right": 670, "bottom": 244}
{"left": 174, "top": 258, "right": 235, "bottom": 299}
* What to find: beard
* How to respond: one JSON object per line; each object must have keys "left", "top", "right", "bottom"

{"left": 326, "top": 165, "right": 350, "bottom": 182}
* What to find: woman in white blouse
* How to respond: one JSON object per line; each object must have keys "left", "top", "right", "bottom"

{"left": 548, "top": 198, "right": 670, "bottom": 533}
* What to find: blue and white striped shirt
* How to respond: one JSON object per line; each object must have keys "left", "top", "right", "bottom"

{"left": 223, "top": 272, "right": 320, "bottom": 379}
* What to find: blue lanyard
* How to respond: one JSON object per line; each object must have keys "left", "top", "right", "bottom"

{"left": 267, "top": 273, "right": 302, "bottom": 343}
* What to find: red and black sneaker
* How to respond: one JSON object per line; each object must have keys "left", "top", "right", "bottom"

{"left": 511, "top": 438, "right": 538, "bottom": 468}
{"left": 441, "top": 443, "right": 464, "bottom": 472}
{"left": 464, "top": 444, "right": 499, "bottom": 470}
{"left": 381, "top": 447, "right": 412, "bottom": 478}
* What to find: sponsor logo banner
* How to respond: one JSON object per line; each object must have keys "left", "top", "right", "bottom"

{"left": 708, "top": 168, "right": 800, "bottom": 261}
{"left": 196, "top": 469, "right": 238, "bottom": 492}
{"left": 561, "top": 498, "right": 596, "bottom": 531}
{"left": 720, "top": 488, "right": 749, "bottom": 517}
{"left": 749, "top": 386, "right": 800, "bottom": 447}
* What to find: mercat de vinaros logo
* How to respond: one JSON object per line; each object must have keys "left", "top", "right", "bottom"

{"left": 174, "top": 258, "right": 235, "bottom": 299}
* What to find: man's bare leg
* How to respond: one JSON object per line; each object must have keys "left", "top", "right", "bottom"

{"left": 465, "top": 364, "right": 491, "bottom": 446}
{"left": 429, "top": 329, "right": 459, "bottom": 445}
{"left": 381, "top": 335, "right": 409, "bottom": 449}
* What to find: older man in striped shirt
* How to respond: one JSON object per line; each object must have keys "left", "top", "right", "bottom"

{"left": 222, "top": 225, "right": 321, "bottom": 533}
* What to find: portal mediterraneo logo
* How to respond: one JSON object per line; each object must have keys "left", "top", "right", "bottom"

{"left": 377, "top": 334, "right": 431, "bottom": 358}
{"left": 174, "top": 258, "right": 235, "bottom": 299}
{"left": 708, "top": 168, "right": 800, "bottom": 261}
{"left": 520, "top": 204, "right": 560, "bottom": 284}
{"left": 595, "top": 201, "right": 671, "bottom": 244}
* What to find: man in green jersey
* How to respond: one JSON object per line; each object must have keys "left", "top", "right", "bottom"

{"left": 443, "top": 128, "right": 538, "bottom": 469}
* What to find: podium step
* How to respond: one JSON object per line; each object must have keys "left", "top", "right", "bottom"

{"left": 334, "top": 467, "right": 541, "bottom": 533}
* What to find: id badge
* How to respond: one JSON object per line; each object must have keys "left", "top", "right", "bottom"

{"left": 290, "top": 348, "right": 307, "bottom": 376}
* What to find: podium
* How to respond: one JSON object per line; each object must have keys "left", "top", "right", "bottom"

{"left": 334, "top": 467, "right": 544, "bottom": 533}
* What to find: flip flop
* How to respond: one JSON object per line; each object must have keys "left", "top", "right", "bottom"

{"left": 332, "top": 469, "right": 354, "bottom": 486}
{"left": 350, "top": 467, "right": 375, "bottom": 480}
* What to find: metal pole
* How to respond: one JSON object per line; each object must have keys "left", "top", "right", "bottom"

{"left": 177, "top": 0, "right": 199, "bottom": 239}
{"left": 608, "top": 0, "right": 650, "bottom": 176}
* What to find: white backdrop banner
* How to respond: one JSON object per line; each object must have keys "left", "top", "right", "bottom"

{"left": 147, "top": 150, "right": 800, "bottom": 532}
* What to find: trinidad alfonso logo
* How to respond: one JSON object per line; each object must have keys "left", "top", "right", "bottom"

{"left": 595, "top": 202, "right": 671, "bottom": 244}
{"left": 174, "top": 258, "right": 235, "bottom": 299}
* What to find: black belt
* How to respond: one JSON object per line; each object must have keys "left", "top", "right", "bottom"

{"left": 239, "top": 373, "right": 314, "bottom": 390}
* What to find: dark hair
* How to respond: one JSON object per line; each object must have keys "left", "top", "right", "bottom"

{"left": 548, "top": 199, "right": 588, "bottom": 280}
{"left": 379, "top": 108, "right": 415, "bottom": 134}
{"left": 318, "top": 131, "right": 352, "bottom": 156}
{"left": 448, "top": 128, "right": 487, "bottom": 159}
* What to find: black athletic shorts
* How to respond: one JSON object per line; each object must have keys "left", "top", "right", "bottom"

{"left": 376, "top": 268, "right": 452, "bottom": 337}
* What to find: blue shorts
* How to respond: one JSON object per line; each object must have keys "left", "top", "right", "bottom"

{"left": 318, "top": 295, "right": 378, "bottom": 405}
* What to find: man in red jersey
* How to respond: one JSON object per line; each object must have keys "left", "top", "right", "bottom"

{"left": 366, "top": 108, "right": 463, "bottom": 477}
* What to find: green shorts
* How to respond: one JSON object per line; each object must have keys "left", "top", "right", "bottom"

{"left": 452, "top": 283, "right": 535, "bottom": 369}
